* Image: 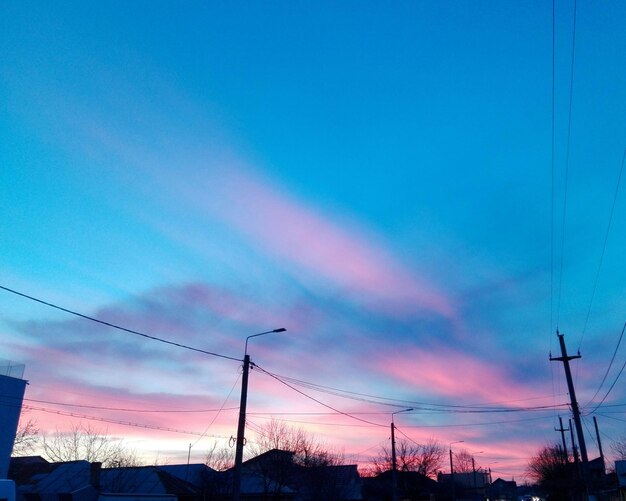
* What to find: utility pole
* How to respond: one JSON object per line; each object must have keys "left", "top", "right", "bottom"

{"left": 449, "top": 441, "right": 463, "bottom": 501}
{"left": 594, "top": 416, "right": 605, "bottom": 474}
{"left": 472, "top": 457, "right": 476, "bottom": 488}
{"left": 391, "top": 420, "right": 398, "bottom": 501}
{"left": 551, "top": 332, "right": 589, "bottom": 496}
{"left": 232, "top": 328, "right": 286, "bottom": 501}
{"left": 569, "top": 419, "right": 580, "bottom": 465}
{"left": 232, "top": 353, "right": 250, "bottom": 501}
{"left": 555, "top": 416, "right": 569, "bottom": 462}
{"left": 390, "top": 408, "right": 412, "bottom": 501}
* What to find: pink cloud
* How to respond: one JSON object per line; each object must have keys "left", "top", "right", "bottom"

{"left": 22, "top": 375, "right": 241, "bottom": 443}
{"left": 189, "top": 168, "right": 457, "bottom": 321}
{"left": 374, "top": 345, "right": 553, "bottom": 405}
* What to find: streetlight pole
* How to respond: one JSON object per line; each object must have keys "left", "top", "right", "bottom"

{"left": 449, "top": 440, "right": 464, "bottom": 501}
{"left": 470, "top": 451, "right": 483, "bottom": 489}
{"left": 391, "top": 408, "right": 413, "bottom": 501}
{"left": 232, "top": 328, "right": 286, "bottom": 501}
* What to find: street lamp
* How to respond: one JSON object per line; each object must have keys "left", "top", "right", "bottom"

{"left": 233, "top": 328, "right": 286, "bottom": 501}
{"left": 391, "top": 408, "right": 413, "bottom": 501}
{"left": 449, "top": 440, "right": 464, "bottom": 501}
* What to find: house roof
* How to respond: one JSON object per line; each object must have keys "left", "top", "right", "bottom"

{"left": 217, "top": 469, "right": 296, "bottom": 496}
{"left": 491, "top": 478, "right": 517, "bottom": 487}
{"left": 100, "top": 466, "right": 197, "bottom": 495}
{"left": 157, "top": 464, "right": 216, "bottom": 487}
{"left": 9, "top": 457, "right": 54, "bottom": 486}
{"left": 24, "top": 461, "right": 92, "bottom": 494}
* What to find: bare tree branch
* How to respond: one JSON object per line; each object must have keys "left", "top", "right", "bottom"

{"left": 13, "top": 417, "right": 39, "bottom": 456}
{"left": 371, "top": 437, "right": 445, "bottom": 479}
{"left": 41, "top": 423, "right": 141, "bottom": 467}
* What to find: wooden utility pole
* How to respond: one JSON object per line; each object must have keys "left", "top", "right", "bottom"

{"left": 391, "top": 421, "right": 398, "bottom": 501}
{"left": 232, "top": 328, "right": 286, "bottom": 501}
{"left": 555, "top": 416, "right": 569, "bottom": 461}
{"left": 551, "top": 332, "right": 589, "bottom": 493}
{"left": 232, "top": 353, "right": 250, "bottom": 501}
{"left": 594, "top": 416, "right": 605, "bottom": 474}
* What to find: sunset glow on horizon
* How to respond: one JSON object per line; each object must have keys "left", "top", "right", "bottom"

{"left": 2, "top": 0, "right": 625, "bottom": 484}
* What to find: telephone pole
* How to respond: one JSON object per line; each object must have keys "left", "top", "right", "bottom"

{"left": 550, "top": 331, "right": 589, "bottom": 493}
{"left": 232, "top": 328, "right": 286, "bottom": 501}
{"left": 594, "top": 416, "right": 605, "bottom": 474}
{"left": 555, "top": 416, "right": 569, "bottom": 462}
{"left": 391, "top": 408, "right": 412, "bottom": 501}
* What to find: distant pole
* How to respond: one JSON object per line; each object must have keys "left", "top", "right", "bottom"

{"left": 450, "top": 448, "right": 455, "bottom": 501}
{"left": 186, "top": 443, "right": 192, "bottom": 480}
{"left": 391, "top": 421, "right": 398, "bottom": 501}
{"left": 472, "top": 457, "right": 476, "bottom": 488}
{"left": 570, "top": 419, "right": 580, "bottom": 466}
{"left": 594, "top": 416, "right": 605, "bottom": 474}
{"left": 555, "top": 416, "right": 569, "bottom": 463}
{"left": 550, "top": 331, "right": 589, "bottom": 492}
{"left": 449, "top": 441, "right": 463, "bottom": 501}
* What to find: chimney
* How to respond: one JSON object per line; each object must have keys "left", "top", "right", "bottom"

{"left": 90, "top": 462, "right": 102, "bottom": 490}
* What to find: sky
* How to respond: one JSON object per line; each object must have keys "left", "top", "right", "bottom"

{"left": 1, "top": 0, "right": 625, "bottom": 482}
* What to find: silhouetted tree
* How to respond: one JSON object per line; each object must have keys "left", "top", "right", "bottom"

{"left": 527, "top": 442, "right": 576, "bottom": 501}
{"left": 250, "top": 419, "right": 348, "bottom": 501}
{"left": 611, "top": 436, "right": 626, "bottom": 461}
{"left": 41, "top": 423, "right": 141, "bottom": 467}
{"left": 204, "top": 441, "right": 234, "bottom": 471}
{"left": 372, "top": 437, "right": 445, "bottom": 479}
{"left": 13, "top": 416, "right": 39, "bottom": 456}
{"left": 251, "top": 418, "right": 343, "bottom": 467}
{"left": 453, "top": 448, "right": 477, "bottom": 473}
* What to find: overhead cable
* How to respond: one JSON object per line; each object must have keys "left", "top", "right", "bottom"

{"left": 21, "top": 404, "right": 221, "bottom": 437}
{"left": 584, "top": 321, "right": 626, "bottom": 409}
{"left": 191, "top": 372, "right": 241, "bottom": 448}
{"left": 586, "top": 322, "right": 626, "bottom": 414}
{"left": 253, "top": 363, "right": 386, "bottom": 428}
{"left": 556, "top": 0, "right": 578, "bottom": 331}
{"left": 579, "top": 149, "right": 625, "bottom": 347}
{"left": 20, "top": 397, "right": 239, "bottom": 413}
{"left": 261, "top": 370, "right": 569, "bottom": 413}
{"left": 0, "top": 284, "right": 241, "bottom": 362}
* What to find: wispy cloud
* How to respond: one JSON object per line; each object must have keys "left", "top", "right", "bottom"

{"left": 373, "top": 344, "right": 553, "bottom": 405}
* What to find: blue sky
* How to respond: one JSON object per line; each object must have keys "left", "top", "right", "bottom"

{"left": 1, "top": 1, "right": 625, "bottom": 479}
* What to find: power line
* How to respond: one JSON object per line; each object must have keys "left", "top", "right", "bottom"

{"left": 253, "top": 364, "right": 386, "bottom": 428}
{"left": 246, "top": 415, "right": 379, "bottom": 428}
{"left": 10, "top": 389, "right": 570, "bottom": 417}
{"left": 191, "top": 373, "right": 241, "bottom": 448}
{"left": 402, "top": 415, "right": 552, "bottom": 428}
{"left": 267, "top": 370, "right": 567, "bottom": 412}
{"left": 556, "top": 0, "right": 578, "bottom": 331}
{"left": 579, "top": 149, "right": 626, "bottom": 347}
{"left": 584, "top": 321, "right": 626, "bottom": 409}
{"left": 393, "top": 425, "right": 422, "bottom": 449}
{"left": 0, "top": 284, "right": 241, "bottom": 362}
{"left": 586, "top": 324, "right": 626, "bottom": 414}
{"left": 19, "top": 397, "right": 239, "bottom": 413}
{"left": 21, "top": 404, "right": 223, "bottom": 437}
{"left": 550, "top": 0, "right": 556, "bottom": 337}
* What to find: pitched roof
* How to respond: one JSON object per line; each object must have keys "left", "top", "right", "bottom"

{"left": 99, "top": 467, "right": 197, "bottom": 495}
{"left": 23, "top": 461, "right": 92, "bottom": 494}
{"left": 157, "top": 464, "right": 217, "bottom": 487}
